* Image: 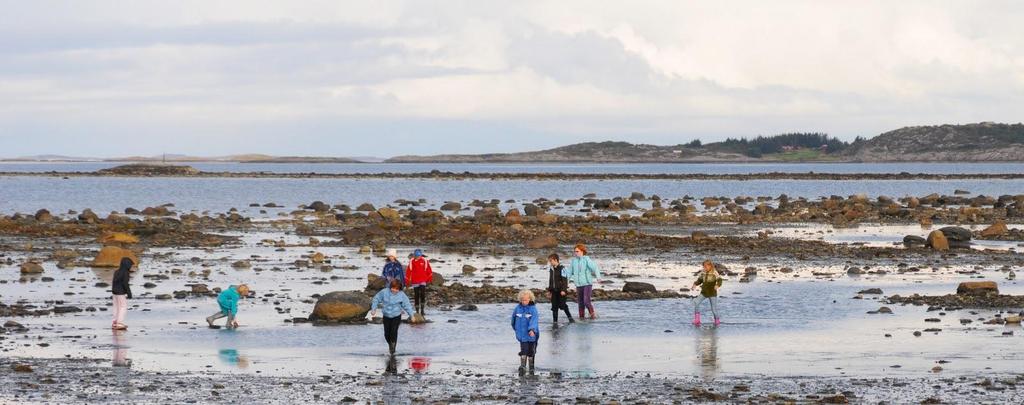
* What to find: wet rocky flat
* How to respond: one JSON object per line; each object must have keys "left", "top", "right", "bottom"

{"left": 3, "top": 185, "right": 1024, "bottom": 403}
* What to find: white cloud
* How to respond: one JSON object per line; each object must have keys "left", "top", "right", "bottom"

{"left": 0, "top": 0, "right": 1022, "bottom": 157}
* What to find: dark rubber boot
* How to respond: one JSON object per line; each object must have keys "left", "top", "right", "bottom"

{"left": 528, "top": 356, "right": 535, "bottom": 373}
{"left": 518, "top": 356, "right": 527, "bottom": 375}
{"left": 388, "top": 341, "right": 396, "bottom": 355}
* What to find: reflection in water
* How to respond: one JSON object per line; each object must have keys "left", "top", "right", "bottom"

{"left": 408, "top": 357, "right": 431, "bottom": 373}
{"left": 385, "top": 355, "right": 398, "bottom": 375}
{"left": 381, "top": 355, "right": 410, "bottom": 405}
{"left": 218, "top": 349, "right": 250, "bottom": 369}
{"left": 112, "top": 330, "right": 130, "bottom": 367}
{"left": 696, "top": 328, "right": 719, "bottom": 379}
{"left": 565, "top": 324, "right": 597, "bottom": 378}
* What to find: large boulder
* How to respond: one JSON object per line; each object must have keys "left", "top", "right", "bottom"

{"left": 19, "top": 262, "right": 44, "bottom": 274}
{"left": 524, "top": 236, "right": 558, "bottom": 249}
{"left": 902, "top": 235, "right": 927, "bottom": 247}
{"left": 956, "top": 281, "right": 998, "bottom": 297}
{"left": 926, "top": 230, "right": 949, "bottom": 251}
{"left": 939, "top": 226, "right": 972, "bottom": 243}
{"left": 308, "top": 291, "right": 372, "bottom": 323}
{"left": 91, "top": 246, "right": 139, "bottom": 267}
{"left": 980, "top": 221, "right": 1009, "bottom": 238}
{"left": 622, "top": 281, "right": 656, "bottom": 294}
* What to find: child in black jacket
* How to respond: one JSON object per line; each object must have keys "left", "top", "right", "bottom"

{"left": 547, "top": 254, "right": 574, "bottom": 324}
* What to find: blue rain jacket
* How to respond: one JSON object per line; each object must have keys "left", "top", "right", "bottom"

{"left": 511, "top": 302, "right": 539, "bottom": 342}
{"left": 371, "top": 288, "right": 415, "bottom": 318}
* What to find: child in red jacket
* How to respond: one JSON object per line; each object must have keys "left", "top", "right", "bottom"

{"left": 405, "top": 249, "right": 433, "bottom": 315}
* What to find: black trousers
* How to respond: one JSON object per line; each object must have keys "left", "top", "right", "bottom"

{"left": 518, "top": 340, "right": 538, "bottom": 357}
{"left": 383, "top": 316, "right": 401, "bottom": 344}
{"left": 413, "top": 286, "right": 427, "bottom": 313}
{"left": 550, "top": 289, "right": 572, "bottom": 321}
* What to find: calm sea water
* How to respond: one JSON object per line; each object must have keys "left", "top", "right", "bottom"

{"left": 3, "top": 161, "right": 1024, "bottom": 174}
{"left": 2, "top": 163, "right": 1023, "bottom": 215}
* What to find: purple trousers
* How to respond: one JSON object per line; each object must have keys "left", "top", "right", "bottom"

{"left": 576, "top": 285, "right": 595, "bottom": 317}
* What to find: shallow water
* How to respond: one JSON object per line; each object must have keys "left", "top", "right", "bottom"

{"left": 6, "top": 240, "right": 1023, "bottom": 380}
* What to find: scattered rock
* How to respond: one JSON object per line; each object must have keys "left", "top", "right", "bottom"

{"left": 98, "top": 232, "right": 139, "bottom": 245}
{"left": 524, "top": 236, "right": 558, "bottom": 249}
{"left": 622, "top": 281, "right": 657, "bottom": 294}
{"left": 19, "top": 261, "right": 44, "bottom": 274}
{"left": 956, "top": 281, "right": 998, "bottom": 297}
{"left": 980, "top": 221, "right": 1009, "bottom": 237}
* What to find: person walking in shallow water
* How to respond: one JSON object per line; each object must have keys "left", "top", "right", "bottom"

{"left": 692, "top": 260, "right": 723, "bottom": 326}
{"left": 405, "top": 249, "right": 433, "bottom": 316}
{"left": 369, "top": 279, "right": 415, "bottom": 355}
{"left": 110, "top": 257, "right": 134, "bottom": 330}
{"left": 511, "top": 289, "right": 540, "bottom": 375}
{"left": 381, "top": 249, "right": 405, "bottom": 289}
{"left": 547, "top": 254, "right": 574, "bottom": 325}
{"left": 566, "top": 243, "right": 601, "bottom": 320}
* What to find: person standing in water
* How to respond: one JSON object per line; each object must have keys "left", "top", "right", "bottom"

{"left": 405, "top": 249, "right": 433, "bottom": 316}
{"left": 511, "top": 289, "right": 540, "bottom": 375}
{"left": 369, "top": 279, "right": 416, "bottom": 354}
{"left": 206, "top": 284, "right": 250, "bottom": 329}
{"left": 692, "top": 260, "right": 723, "bottom": 326}
{"left": 382, "top": 249, "right": 405, "bottom": 289}
{"left": 110, "top": 257, "right": 134, "bottom": 330}
{"left": 566, "top": 244, "right": 601, "bottom": 320}
{"left": 547, "top": 254, "right": 573, "bottom": 324}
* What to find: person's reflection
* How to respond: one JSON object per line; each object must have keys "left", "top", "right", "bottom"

{"left": 381, "top": 356, "right": 409, "bottom": 405}
{"left": 217, "top": 349, "right": 250, "bottom": 369}
{"left": 112, "top": 330, "right": 131, "bottom": 367}
{"left": 696, "top": 327, "right": 719, "bottom": 379}
{"left": 569, "top": 324, "right": 596, "bottom": 378}
{"left": 408, "top": 356, "right": 431, "bottom": 374}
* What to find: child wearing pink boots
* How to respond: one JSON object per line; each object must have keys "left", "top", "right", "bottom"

{"left": 692, "top": 260, "right": 723, "bottom": 326}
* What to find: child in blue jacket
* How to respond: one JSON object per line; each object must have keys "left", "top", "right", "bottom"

{"left": 206, "top": 284, "right": 249, "bottom": 329}
{"left": 511, "top": 289, "right": 540, "bottom": 374}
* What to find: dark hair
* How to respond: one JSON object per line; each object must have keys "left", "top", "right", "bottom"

{"left": 389, "top": 279, "right": 402, "bottom": 290}
{"left": 118, "top": 257, "right": 135, "bottom": 271}
{"left": 548, "top": 253, "right": 560, "bottom": 261}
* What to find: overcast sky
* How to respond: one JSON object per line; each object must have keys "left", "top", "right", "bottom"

{"left": 1, "top": 1, "right": 1022, "bottom": 158}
